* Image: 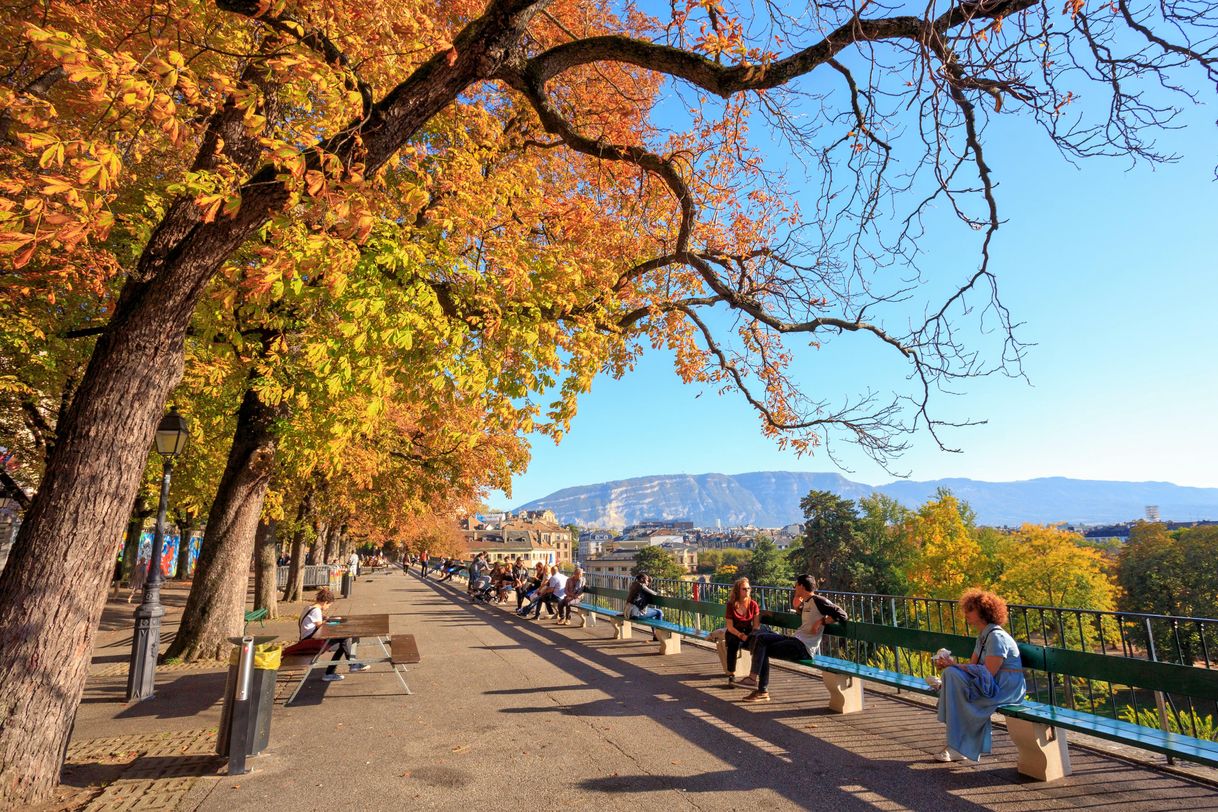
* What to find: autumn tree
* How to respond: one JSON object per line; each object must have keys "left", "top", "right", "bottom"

{"left": 903, "top": 492, "right": 982, "bottom": 600}
{"left": 1119, "top": 523, "right": 1218, "bottom": 663}
{"left": 3, "top": 0, "right": 1216, "bottom": 800}
{"left": 994, "top": 524, "right": 1118, "bottom": 647}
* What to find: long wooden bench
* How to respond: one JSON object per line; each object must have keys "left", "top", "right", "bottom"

{"left": 465, "top": 574, "right": 1218, "bottom": 781}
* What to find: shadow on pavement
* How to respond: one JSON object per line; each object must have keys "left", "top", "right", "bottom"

{"left": 412, "top": 573, "right": 1218, "bottom": 812}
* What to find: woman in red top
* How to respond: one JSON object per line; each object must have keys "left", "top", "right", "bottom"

{"left": 724, "top": 577, "right": 760, "bottom": 688}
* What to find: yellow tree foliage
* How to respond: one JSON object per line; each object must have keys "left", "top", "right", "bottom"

{"left": 903, "top": 493, "right": 982, "bottom": 599}
{"left": 995, "top": 525, "right": 1117, "bottom": 613}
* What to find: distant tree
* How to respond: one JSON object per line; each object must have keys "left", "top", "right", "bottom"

{"left": 903, "top": 492, "right": 982, "bottom": 599}
{"left": 972, "top": 526, "right": 1009, "bottom": 586}
{"left": 747, "top": 536, "right": 793, "bottom": 588}
{"left": 844, "top": 493, "right": 915, "bottom": 595}
{"left": 996, "top": 525, "right": 1118, "bottom": 647}
{"left": 632, "top": 547, "right": 684, "bottom": 582}
{"left": 1118, "top": 523, "right": 1183, "bottom": 616}
{"left": 789, "top": 490, "right": 859, "bottom": 588}
{"left": 1119, "top": 523, "right": 1218, "bottom": 664}
{"left": 715, "top": 563, "right": 744, "bottom": 582}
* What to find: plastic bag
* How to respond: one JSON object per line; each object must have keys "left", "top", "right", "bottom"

{"left": 229, "top": 642, "right": 284, "bottom": 670}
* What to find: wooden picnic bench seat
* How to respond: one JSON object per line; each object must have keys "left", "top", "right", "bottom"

{"left": 390, "top": 634, "right": 421, "bottom": 665}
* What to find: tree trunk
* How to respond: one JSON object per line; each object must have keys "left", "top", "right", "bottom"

{"left": 323, "top": 522, "right": 338, "bottom": 564}
{"left": 165, "top": 383, "right": 281, "bottom": 662}
{"left": 120, "top": 496, "right": 152, "bottom": 583}
{"left": 0, "top": 6, "right": 534, "bottom": 799}
{"left": 281, "top": 486, "right": 314, "bottom": 603}
{"left": 174, "top": 515, "right": 197, "bottom": 580}
{"left": 253, "top": 520, "right": 278, "bottom": 619}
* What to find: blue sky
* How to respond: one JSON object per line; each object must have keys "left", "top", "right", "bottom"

{"left": 492, "top": 66, "right": 1217, "bottom": 509}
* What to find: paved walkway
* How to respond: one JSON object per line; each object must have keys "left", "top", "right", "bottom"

{"left": 58, "top": 568, "right": 1218, "bottom": 810}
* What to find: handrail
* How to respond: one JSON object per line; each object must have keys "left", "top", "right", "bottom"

{"left": 582, "top": 571, "right": 1218, "bottom": 740}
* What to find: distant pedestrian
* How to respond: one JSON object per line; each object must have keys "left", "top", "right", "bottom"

{"left": 127, "top": 556, "right": 148, "bottom": 604}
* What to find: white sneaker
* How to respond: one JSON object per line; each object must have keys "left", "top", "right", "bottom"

{"left": 349, "top": 663, "right": 370, "bottom": 672}
{"left": 322, "top": 673, "right": 345, "bottom": 682}
{"left": 934, "top": 749, "right": 954, "bottom": 762}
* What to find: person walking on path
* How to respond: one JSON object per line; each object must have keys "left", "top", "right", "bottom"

{"left": 348, "top": 549, "right": 360, "bottom": 578}
{"left": 933, "top": 589, "right": 1026, "bottom": 763}
{"left": 419, "top": 550, "right": 429, "bottom": 577}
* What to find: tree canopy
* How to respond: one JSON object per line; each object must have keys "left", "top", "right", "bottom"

{"left": 3, "top": 0, "right": 1217, "bottom": 802}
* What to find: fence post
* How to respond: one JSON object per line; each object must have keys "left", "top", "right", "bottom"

{"left": 1145, "top": 617, "right": 1175, "bottom": 765}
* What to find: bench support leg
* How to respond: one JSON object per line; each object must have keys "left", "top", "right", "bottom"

{"left": 822, "top": 672, "right": 864, "bottom": 714}
{"left": 1005, "top": 718, "right": 1071, "bottom": 781}
{"left": 612, "top": 618, "right": 631, "bottom": 639}
{"left": 715, "top": 640, "right": 752, "bottom": 678}
{"left": 655, "top": 629, "right": 681, "bottom": 655}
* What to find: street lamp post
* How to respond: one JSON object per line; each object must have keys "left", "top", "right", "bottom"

{"left": 126, "top": 407, "right": 189, "bottom": 702}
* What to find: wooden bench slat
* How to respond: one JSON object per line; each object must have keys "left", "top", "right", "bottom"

{"left": 391, "top": 634, "right": 421, "bottom": 665}
{"left": 803, "top": 655, "right": 939, "bottom": 696}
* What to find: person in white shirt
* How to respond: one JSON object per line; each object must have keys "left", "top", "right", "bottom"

{"left": 347, "top": 551, "right": 360, "bottom": 578}
{"left": 283, "top": 587, "right": 368, "bottom": 681}
{"left": 737, "top": 575, "right": 837, "bottom": 703}
{"left": 532, "top": 565, "right": 567, "bottom": 619}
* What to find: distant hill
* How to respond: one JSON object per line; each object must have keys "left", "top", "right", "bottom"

{"left": 513, "top": 472, "right": 1218, "bottom": 528}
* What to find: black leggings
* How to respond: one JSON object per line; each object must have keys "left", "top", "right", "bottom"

{"left": 325, "top": 637, "right": 354, "bottom": 675}
{"left": 725, "top": 632, "right": 746, "bottom": 674}
{"left": 750, "top": 633, "right": 810, "bottom": 691}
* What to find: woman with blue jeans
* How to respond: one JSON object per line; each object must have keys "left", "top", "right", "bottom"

{"left": 626, "top": 573, "right": 662, "bottom": 621}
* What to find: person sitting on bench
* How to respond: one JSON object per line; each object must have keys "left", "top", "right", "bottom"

{"left": 626, "top": 572, "right": 663, "bottom": 622}
{"left": 436, "top": 558, "right": 457, "bottom": 582}
{"left": 557, "top": 568, "right": 585, "bottom": 625}
{"left": 534, "top": 565, "right": 567, "bottom": 620}
{"left": 283, "top": 587, "right": 368, "bottom": 682}
{"left": 724, "top": 577, "right": 761, "bottom": 688}
{"left": 516, "top": 562, "right": 550, "bottom": 617}
{"left": 737, "top": 574, "right": 836, "bottom": 703}
{"left": 511, "top": 558, "right": 531, "bottom": 610}
{"left": 933, "top": 589, "right": 1026, "bottom": 763}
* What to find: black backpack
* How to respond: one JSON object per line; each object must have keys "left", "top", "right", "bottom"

{"left": 812, "top": 593, "right": 849, "bottom": 623}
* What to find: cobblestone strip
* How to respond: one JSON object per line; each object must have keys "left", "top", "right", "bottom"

{"left": 59, "top": 728, "right": 224, "bottom": 811}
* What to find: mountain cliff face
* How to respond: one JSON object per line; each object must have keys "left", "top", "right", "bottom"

{"left": 514, "top": 472, "right": 1218, "bottom": 528}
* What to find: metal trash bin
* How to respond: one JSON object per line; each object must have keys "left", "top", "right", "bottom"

{"left": 218, "top": 636, "right": 279, "bottom": 772}
{"left": 340, "top": 569, "right": 353, "bottom": 598}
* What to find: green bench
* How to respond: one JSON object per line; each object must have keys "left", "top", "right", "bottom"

{"left": 244, "top": 607, "right": 269, "bottom": 628}
{"left": 543, "top": 581, "right": 1218, "bottom": 780}
{"left": 757, "top": 608, "right": 1218, "bottom": 781}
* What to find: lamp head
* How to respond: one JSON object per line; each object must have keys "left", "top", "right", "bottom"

{"left": 154, "top": 408, "right": 189, "bottom": 457}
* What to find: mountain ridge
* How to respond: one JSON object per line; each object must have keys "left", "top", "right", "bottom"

{"left": 513, "top": 471, "right": 1218, "bottom": 528}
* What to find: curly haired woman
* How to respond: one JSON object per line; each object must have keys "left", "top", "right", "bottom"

{"left": 933, "top": 589, "right": 1026, "bottom": 763}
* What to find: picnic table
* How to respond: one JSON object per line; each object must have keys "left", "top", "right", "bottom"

{"left": 284, "top": 613, "right": 419, "bottom": 705}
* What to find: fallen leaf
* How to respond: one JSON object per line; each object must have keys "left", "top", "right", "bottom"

{"left": 451, "top": 744, "right": 471, "bottom": 753}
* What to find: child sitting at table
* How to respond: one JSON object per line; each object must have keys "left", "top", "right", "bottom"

{"left": 283, "top": 586, "right": 368, "bottom": 682}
